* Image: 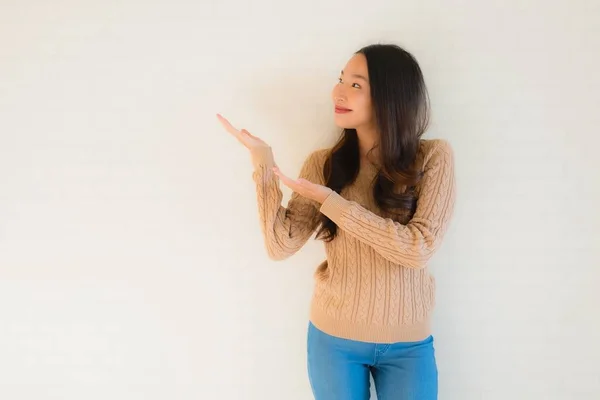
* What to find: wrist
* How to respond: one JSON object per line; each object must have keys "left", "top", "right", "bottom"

{"left": 317, "top": 188, "right": 333, "bottom": 204}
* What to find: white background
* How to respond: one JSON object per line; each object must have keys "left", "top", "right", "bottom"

{"left": 1, "top": 0, "right": 599, "bottom": 399}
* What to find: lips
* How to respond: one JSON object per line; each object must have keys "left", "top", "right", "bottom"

{"left": 335, "top": 105, "right": 352, "bottom": 114}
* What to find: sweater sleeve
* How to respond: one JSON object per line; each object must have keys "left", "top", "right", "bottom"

{"left": 250, "top": 146, "right": 324, "bottom": 261}
{"left": 318, "top": 140, "right": 456, "bottom": 269}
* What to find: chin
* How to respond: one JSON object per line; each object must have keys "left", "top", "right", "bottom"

{"left": 333, "top": 116, "right": 357, "bottom": 130}
{"left": 334, "top": 122, "right": 353, "bottom": 129}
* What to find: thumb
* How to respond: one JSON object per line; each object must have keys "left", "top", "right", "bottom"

{"left": 241, "top": 129, "right": 256, "bottom": 138}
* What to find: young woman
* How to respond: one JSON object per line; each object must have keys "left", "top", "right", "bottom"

{"left": 217, "top": 43, "right": 455, "bottom": 400}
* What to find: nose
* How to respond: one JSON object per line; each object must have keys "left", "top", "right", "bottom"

{"left": 333, "top": 89, "right": 347, "bottom": 103}
{"left": 332, "top": 83, "right": 348, "bottom": 103}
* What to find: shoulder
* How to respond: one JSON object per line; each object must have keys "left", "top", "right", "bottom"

{"left": 418, "top": 138, "right": 454, "bottom": 169}
{"left": 302, "top": 147, "right": 331, "bottom": 169}
{"left": 299, "top": 147, "right": 331, "bottom": 183}
{"left": 306, "top": 147, "right": 331, "bottom": 161}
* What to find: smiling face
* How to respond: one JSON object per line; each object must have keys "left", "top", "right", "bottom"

{"left": 331, "top": 53, "right": 375, "bottom": 131}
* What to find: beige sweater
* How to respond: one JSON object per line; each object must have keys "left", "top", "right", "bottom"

{"left": 250, "top": 139, "right": 456, "bottom": 343}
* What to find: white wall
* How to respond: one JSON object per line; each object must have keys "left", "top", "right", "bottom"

{"left": 1, "top": 1, "right": 598, "bottom": 399}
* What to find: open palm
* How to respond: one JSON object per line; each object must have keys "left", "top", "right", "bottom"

{"left": 216, "top": 113, "right": 332, "bottom": 204}
{"left": 216, "top": 114, "right": 269, "bottom": 150}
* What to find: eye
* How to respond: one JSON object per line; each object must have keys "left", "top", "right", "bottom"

{"left": 338, "top": 78, "right": 361, "bottom": 89}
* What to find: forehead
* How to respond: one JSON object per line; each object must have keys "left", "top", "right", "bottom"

{"left": 342, "top": 53, "right": 369, "bottom": 77}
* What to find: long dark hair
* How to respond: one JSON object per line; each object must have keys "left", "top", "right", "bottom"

{"left": 315, "top": 43, "right": 430, "bottom": 242}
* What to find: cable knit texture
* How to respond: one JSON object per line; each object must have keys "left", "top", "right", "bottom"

{"left": 250, "top": 139, "right": 456, "bottom": 343}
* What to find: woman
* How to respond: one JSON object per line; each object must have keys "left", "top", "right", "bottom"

{"left": 217, "top": 43, "right": 455, "bottom": 400}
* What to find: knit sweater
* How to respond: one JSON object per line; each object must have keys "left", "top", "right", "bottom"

{"left": 250, "top": 139, "right": 456, "bottom": 343}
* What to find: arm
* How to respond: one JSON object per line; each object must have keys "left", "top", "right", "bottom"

{"left": 250, "top": 146, "right": 324, "bottom": 261}
{"left": 318, "top": 140, "right": 456, "bottom": 268}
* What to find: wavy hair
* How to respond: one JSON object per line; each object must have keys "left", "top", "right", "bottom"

{"left": 316, "top": 43, "right": 430, "bottom": 242}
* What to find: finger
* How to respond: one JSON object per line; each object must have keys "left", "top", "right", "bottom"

{"left": 241, "top": 129, "right": 255, "bottom": 138}
{"left": 217, "top": 114, "right": 253, "bottom": 147}
{"left": 241, "top": 129, "right": 261, "bottom": 142}
{"left": 216, "top": 113, "right": 234, "bottom": 129}
{"left": 216, "top": 114, "right": 242, "bottom": 137}
{"left": 296, "top": 178, "right": 317, "bottom": 190}
{"left": 273, "top": 167, "right": 301, "bottom": 190}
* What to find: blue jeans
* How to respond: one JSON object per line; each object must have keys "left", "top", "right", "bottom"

{"left": 307, "top": 322, "right": 438, "bottom": 400}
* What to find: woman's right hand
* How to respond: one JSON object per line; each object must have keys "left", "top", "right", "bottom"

{"left": 216, "top": 114, "right": 270, "bottom": 151}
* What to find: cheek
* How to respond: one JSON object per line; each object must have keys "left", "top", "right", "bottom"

{"left": 352, "top": 94, "right": 373, "bottom": 121}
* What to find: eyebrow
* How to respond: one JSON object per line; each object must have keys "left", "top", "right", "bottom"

{"left": 341, "top": 70, "right": 368, "bottom": 82}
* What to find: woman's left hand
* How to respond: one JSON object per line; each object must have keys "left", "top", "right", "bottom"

{"left": 272, "top": 166, "right": 333, "bottom": 204}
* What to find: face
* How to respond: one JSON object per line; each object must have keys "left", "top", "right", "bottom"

{"left": 331, "top": 53, "right": 374, "bottom": 130}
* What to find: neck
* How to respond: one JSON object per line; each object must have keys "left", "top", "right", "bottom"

{"left": 356, "top": 126, "right": 379, "bottom": 163}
